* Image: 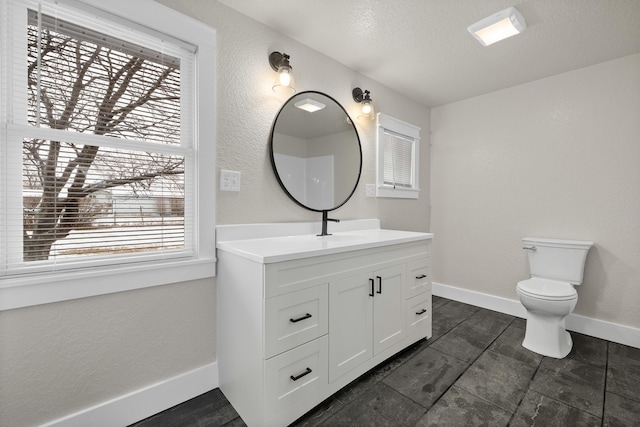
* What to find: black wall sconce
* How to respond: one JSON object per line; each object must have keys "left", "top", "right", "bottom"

{"left": 352, "top": 87, "right": 374, "bottom": 120}
{"left": 269, "top": 51, "right": 296, "bottom": 94}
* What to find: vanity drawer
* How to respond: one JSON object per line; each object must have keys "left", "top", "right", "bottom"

{"left": 264, "top": 335, "right": 328, "bottom": 420}
{"left": 265, "top": 284, "right": 328, "bottom": 358}
{"left": 406, "top": 292, "right": 431, "bottom": 339}
{"left": 406, "top": 258, "right": 430, "bottom": 299}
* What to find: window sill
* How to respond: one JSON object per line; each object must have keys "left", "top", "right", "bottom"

{"left": 376, "top": 186, "right": 420, "bottom": 199}
{"left": 0, "top": 257, "right": 216, "bottom": 311}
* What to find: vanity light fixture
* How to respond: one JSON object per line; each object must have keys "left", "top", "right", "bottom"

{"left": 467, "top": 7, "right": 526, "bottom": 46}
{"left": 269, "top": 51, "right": 296, "bottom": 93}
{"left": 352, "top": 87, "right": 374, "bottom": 120}
{"left": 294, "top": 98, "right": 326, "bottom": 113}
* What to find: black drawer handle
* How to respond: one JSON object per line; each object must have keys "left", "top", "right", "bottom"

{"left": 416, "top": 274, "right": 427, "bottom": 279}
{"left": 290, "top": 367, "right": 312, "bottom": 381}
{"left": 369, "top": 278, "right": 374, "bottom": 297}
{"left": 416, "top": 308, "right": 427, "bottom": 315}
{"left": 376, "top": 276, "right": 382, "bottom": 294}
{"left": 290, "top": 313, "right": 312, "bottom": 323}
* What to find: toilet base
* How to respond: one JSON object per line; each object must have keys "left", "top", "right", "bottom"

{"left": 521, "top": 311, "right": 573, "bottom": 358}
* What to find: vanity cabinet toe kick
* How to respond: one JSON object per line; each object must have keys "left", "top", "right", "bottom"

{"left": 217, "top": 236, "right": 432, "bottom": 427}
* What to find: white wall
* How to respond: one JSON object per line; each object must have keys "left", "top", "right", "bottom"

{"left": 0, "top": 1, "right": 430, "bottom": 426}
{"left": 431, "top": 53, "right": 640, "bottom": 330}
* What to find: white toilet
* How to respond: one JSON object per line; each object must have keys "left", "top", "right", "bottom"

{"left": 516, "top": 237, "right": 593, "bottom": 358}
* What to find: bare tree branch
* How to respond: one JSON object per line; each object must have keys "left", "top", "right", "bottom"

{"left": 23, "top": 19, "right": 185, "bottom": 260}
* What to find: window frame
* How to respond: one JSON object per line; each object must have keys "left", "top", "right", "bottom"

{"left": 375, "top": 112, "right": 421, "bottom": 199}
{"left": 0, "top": 0, "right": 217, "bottom": 311}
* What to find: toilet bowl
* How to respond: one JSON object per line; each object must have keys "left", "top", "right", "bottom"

{"left": 517, "top": 278, "right": 577, "bottom": 358}
{"left": 516, "top": 237, "right": 593, "bottom": 359}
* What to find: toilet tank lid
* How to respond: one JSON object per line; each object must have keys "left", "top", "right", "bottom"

{"left": 522, "top": 237, "right": 594, "bottom": 248}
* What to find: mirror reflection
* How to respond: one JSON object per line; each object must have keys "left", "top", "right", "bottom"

{"left": 270, "top": 91, "right": 362, "bottom": 212}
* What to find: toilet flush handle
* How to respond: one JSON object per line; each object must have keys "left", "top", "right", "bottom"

{"left": 523, "top": 245, "right": 537, "bottom": 251}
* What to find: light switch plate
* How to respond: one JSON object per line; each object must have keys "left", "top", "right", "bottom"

{"left": 220, "top": 170, "right": 241, "bottom": 191}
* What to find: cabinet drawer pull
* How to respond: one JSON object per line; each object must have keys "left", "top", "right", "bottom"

{"left": 289, "top": 313, "right": 312, "bottom": 323}
{"left": 290, "top": 367, "right": 312, "bottom": 381}
{"left": 415, "top": 274, "right": 427, "bottom": 279}
{"left": 416, "top": 308, "right": 427, "bottom": 315}
{"left": 369, "top": 278, "right": 374, "bottom": 297}
{"left": 376, "top": 276, "right": 382, "bottom": 294}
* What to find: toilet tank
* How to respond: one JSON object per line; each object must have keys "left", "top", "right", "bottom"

{"left": 523, "top": 237, "right": 593, "bottom": 285}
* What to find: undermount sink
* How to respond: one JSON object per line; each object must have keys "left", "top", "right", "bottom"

{"left": 315, "top": 233, "right": 368, "bottom": 242}
{"left": 281, "top": 232, "right": 377, "bottom": 247}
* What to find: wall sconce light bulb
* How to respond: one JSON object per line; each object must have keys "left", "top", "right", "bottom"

{"left": 352, "top": 87, "right": 374, "bottom": 120}
{"left": 269, "top": 51, "right": 296, "bottom": 94}
{"left": 278, "top": 68, "right": 291, "bottom": 87}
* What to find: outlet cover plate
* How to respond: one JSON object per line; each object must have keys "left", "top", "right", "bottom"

{"left": 220, "top": 170, "right": 241, "bottom": 191}
{"left": 366, "top": 184, "right": 376, "bottom": 197}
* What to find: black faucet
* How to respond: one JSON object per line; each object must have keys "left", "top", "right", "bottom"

{"left": 318, "top": 210, "right": 340, "bottom": 236}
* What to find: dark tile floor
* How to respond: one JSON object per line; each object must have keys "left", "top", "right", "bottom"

{"left": 131, "top": 297, "right": 640, "bottom": 427}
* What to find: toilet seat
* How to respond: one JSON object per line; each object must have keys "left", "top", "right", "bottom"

{"left": 517, "top": 277, "right": 577, "bottom": 301}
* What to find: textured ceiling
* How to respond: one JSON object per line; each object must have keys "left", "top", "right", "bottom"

{"left": 218, "top": 0, "right": 640, "bottom": 107}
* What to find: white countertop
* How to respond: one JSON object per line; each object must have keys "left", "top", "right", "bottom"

{"left": 216, "top": 228, "right": 433, "bottom": 263}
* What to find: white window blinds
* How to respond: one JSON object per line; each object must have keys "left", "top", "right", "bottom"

{"left": 376, "top": 113, "right": 421, "bottom": 199}
{"left": 383, "top": 129, "right": 415, "bottom": 188}
{"left": 1, "top": 0, "right": 197, "bottom": 276}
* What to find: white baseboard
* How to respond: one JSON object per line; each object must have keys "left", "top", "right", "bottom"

{"left": 432, "top": 282, "right": 640, "bottom": 349}
{"left": 41, "top": 362, "right": 218, "bottom": 427}
{"left": 432, "top": 282, "right": 527, "bottom": 318}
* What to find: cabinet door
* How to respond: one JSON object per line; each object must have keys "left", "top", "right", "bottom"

{"left": 373, "top": 264, "right": 407, "bottom": 355}
{"left": 329, "top": 272, "right": 373, "bottom": 383}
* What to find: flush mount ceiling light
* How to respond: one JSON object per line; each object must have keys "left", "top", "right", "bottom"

{"left": 352, "top": 87, "right": 374, "bottom": 120}
{"left": 294, "top": 98, "right": 326, "bottom": 113}
{"left": 468, "top": 7, "right": 526, "bottom": 47}
{"left": 269, "top": 51, "right": 296, "bottom": 94}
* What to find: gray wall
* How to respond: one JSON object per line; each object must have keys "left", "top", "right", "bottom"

{"left": 0, "top": 1, "right": 431, "bottom": 425}
{"left": 431, "top": 53, "right": 640, "bottom": 329}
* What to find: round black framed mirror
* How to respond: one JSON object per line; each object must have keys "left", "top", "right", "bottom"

{"left": 269, "top": 91, "right": 362, "bottom": 215}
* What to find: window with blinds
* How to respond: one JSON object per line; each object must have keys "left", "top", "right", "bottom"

{"left": 1, "top": 1, "right": 197, "bottom": 276}
{"left": 383, "top": 130, "right": 415, "bottom": 188}
{"left": 376, "top": 113, "right": 421, "bottom": 199}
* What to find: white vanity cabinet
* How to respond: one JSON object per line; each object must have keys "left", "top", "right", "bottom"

{"left": 329, "top": 264, "right": 408, "bottom": 382}
{"left": 216, "top": 223, "right": 432, "bottom": 427}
